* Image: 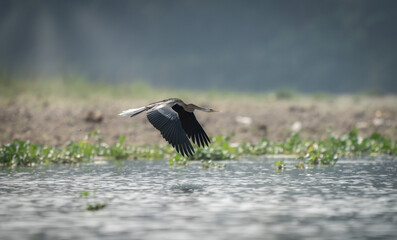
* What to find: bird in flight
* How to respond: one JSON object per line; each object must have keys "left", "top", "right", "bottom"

{"left": 119, "top": 98, "right": 217, "bottom": 157}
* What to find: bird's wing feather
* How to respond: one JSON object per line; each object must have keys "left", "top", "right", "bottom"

{"left": 171, "top": 104, "right": 211, "bottom": 147}
{"left": 146, "top": 105, "right": 194, "bottom": 157}
{"left": 119, "top": 107, "right": 147, "bottom": 117}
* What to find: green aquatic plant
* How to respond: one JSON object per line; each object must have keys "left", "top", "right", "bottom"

{"left": 201, "top": 160, "right": 226, "bottom": 169}
{"left": 86, "top": 203, "right": 107, "bottom": 211}
{"left": 190, "top": 136, "right": 238, "bottom": 161}
{"left": 274, "top": 160, "right": 285, "bottom": 171}
{"left": 169, "top": 155, "right": 189, "bottom": 166}
{"left": 79, "top": 191, "right": 90, "bottom": 197}
{"left": 0, "top": 129, "right": 396, "bottom": 167}
{"left": 79, "top": 190, "right": 107, "bottom": 211}
{"left": 295, "top": 161, "right": 305, "bottom": 169}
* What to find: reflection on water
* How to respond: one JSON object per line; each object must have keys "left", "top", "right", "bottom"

{"left": 0, "top": 158, "right": 396, "bottom": 240}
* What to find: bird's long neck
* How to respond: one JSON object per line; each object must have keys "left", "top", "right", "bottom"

{"left": 184, "top": 103, "right": 212, "bottom": 112}
{"left": 176, "top": 102, "right": 196, "bottom": 112}
{"left": 172, "top": 99, "right": 213, "bottom": 112}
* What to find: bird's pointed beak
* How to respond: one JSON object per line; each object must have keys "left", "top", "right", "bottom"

{"left": 209, "top": 109, "right": 219, "bottom": 112}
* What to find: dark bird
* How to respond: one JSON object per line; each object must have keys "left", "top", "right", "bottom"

{"left": 119, "top": 98, "right": 217, "bottom": 157}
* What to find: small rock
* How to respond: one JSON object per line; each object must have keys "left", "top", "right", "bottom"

{"left": 356, "top": 121, "right": 368, "bottom": 129}
{"left": 291, "top": 121, "right": 302, "bottom": 132}
{"left": 372, "top": 118, "right": 384, "bottom": 127}
{"left": 235, "top": 116, "right": 252, "bottom": 125}
{"left": 84, "top": 110, "right": 103, "bottom": 123}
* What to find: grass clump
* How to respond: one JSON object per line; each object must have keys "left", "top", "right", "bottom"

{"left": 201, "top": 160, "right": 226, "bottom": 169}
{"left": 79, "top": 190, "right": 107, "bottom": 211}
{"left": 274, "top": 160, "right": 285, "bottom": 171}
{"left": 1, "top": 129, "right": 396, "bottom": 167}
{"left": 190, "top": 136, "right": 238, "bottom": 161}
{"left": 86, "top": 203, "right": 107, "bottom": 211}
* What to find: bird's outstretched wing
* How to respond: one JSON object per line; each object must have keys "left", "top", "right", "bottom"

{"left": 146, "top": 105, "right": 195, "bottom": 157}
{"left": 172, "top": 104, "right": 211, "bottom": 147}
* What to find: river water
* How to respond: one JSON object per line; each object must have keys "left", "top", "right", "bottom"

{"left": 0, "top": 158, "right": 396, "bottom": 240}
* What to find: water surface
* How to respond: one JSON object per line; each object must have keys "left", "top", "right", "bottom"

{"left": 1, "top": 158, "right": 396, "bottom": 240}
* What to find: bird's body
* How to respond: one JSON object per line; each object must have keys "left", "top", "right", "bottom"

{"left": 119, "top": 98, "right": 216, "bottom": 157}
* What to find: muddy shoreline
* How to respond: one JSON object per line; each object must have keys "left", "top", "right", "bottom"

{"left": 1, "top": 95, "right": 396, "bottom": 146}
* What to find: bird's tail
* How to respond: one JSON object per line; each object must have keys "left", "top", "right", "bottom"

{"left": 119, "top": 107, "right": 147, "bottom": 117}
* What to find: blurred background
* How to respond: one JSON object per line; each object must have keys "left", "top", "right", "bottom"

{"left": 1, "top": 0, "right": 397, "bottom": 93}
{"left": 1, "top": 0, "right": 397, "bottom": 146}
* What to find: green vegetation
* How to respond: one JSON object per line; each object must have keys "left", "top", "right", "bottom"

{"left": 79, "top": 190, "right": 107, "bottom": 211}
{"left": 86, "top": 203, "right": 106, "bottom": 211}
{"left": 200, "top": 160, "right": 227, "bottom": 169}
{"left": 274, "top": 160, "right": 285, "bottom": 171}
{"left": 1, "top": 129, "right": 396, "bottom": 167}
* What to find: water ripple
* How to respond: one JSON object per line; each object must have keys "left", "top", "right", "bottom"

{"left": 0, "top": 158, "right": 396, "bottom": 240}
